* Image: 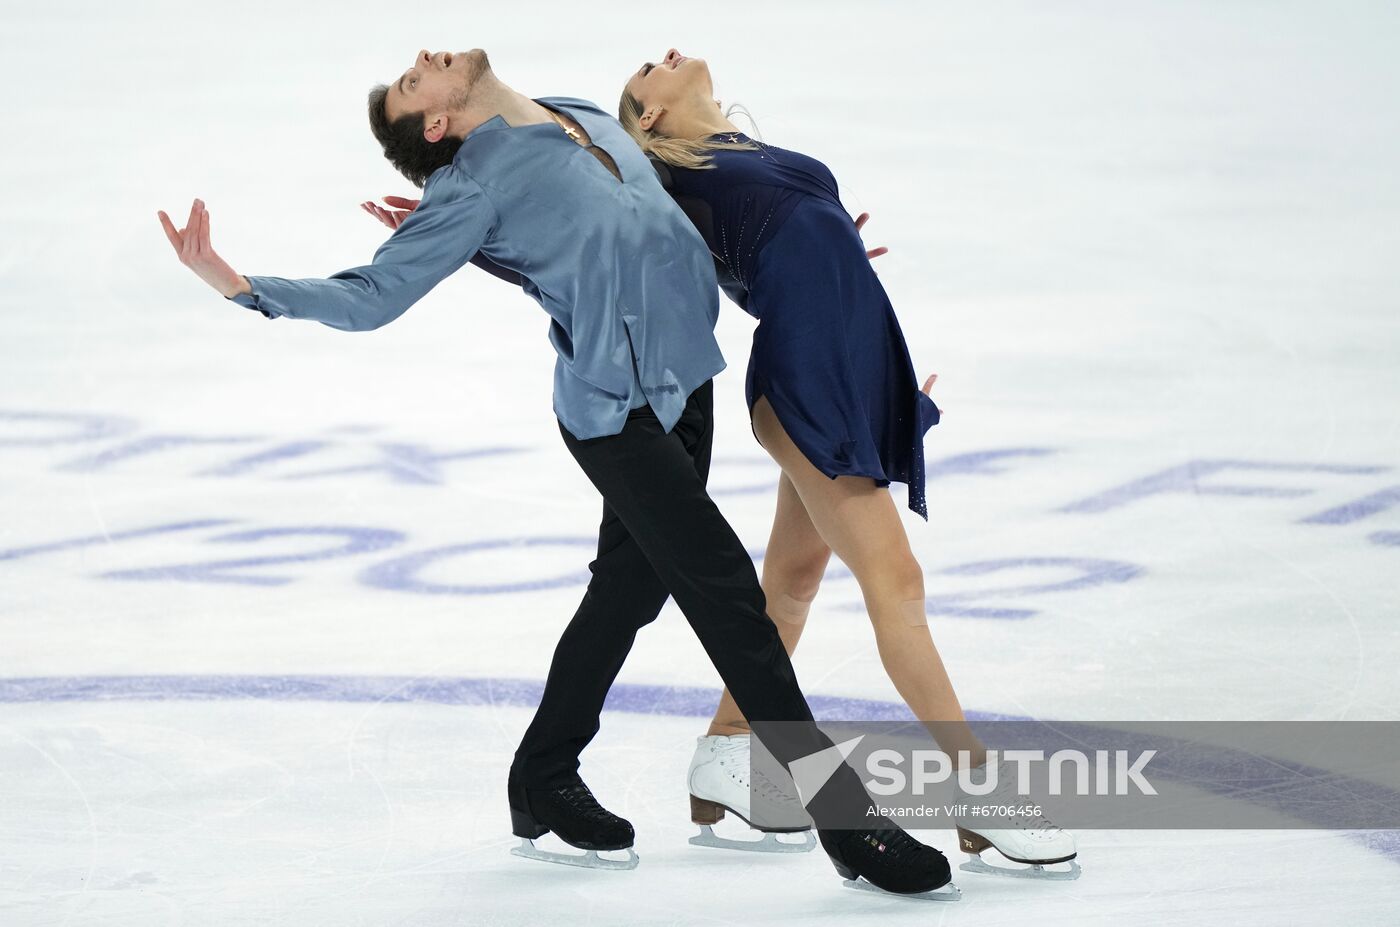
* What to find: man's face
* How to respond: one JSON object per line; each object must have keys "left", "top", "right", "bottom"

{"left": 385, "top": 48, "right": 489, "bottom": 131}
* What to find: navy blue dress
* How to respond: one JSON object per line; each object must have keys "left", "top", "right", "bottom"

{"left": 656, "top": 133, "right": 940, "bottom": 518}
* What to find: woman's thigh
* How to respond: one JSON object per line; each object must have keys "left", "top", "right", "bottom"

{"left": 751, "top": 395, "right": 915, "bottom": 579}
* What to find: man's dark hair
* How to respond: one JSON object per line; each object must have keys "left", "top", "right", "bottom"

{"left": 367, "top": 85, "right": 465, "bottom": 189}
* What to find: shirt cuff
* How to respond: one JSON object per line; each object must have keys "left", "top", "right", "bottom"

{"left": 227, "top": 286, "right": 275, "bottom": 319}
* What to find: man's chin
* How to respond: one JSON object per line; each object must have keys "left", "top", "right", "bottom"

{"left": 467, "top": 48, "right": 491, "bottom": 85}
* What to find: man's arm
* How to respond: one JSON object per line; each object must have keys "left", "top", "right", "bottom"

{"left": 360, "top": 193, "right": 523, "bottom": 291}
{"left": 222, "top": 166, "right": 498, "bottom": 332}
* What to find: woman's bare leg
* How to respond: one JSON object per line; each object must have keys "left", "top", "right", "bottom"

{"left": 740, "top": 394, "right": 987, "bottom": 766}
{"left": 707, "top": 472, "right": 832, "bottom": 736}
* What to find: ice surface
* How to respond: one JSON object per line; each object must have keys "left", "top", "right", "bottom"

{"left": 2, "top": 1, "right": 1398, "bottom": 924}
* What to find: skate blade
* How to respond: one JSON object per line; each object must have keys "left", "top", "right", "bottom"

{"left": 689, "top": 825, "right": 816, "bottom": 854}
{"left": 510, "top": 837, "right": 639, "bottom": 871}
{"left": 960, "top": 854, "right": 1081, "bottom": 881}
{"left": 842, "top": 877, "right": 962, "bottom": 902}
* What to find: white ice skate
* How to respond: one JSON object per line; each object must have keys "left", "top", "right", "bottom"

{"left": 955, "top": 762, "right": 1080, "bottom": 880}
{"left": 687, "top": 734, "right": 816, "bottom": 853}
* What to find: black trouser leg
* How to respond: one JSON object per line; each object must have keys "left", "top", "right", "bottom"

{"left": 511, "top": 501, "right": 672, "bottom": 788}
{"left": 513, "top": 380, "right": 868, "bottom": 827}
{"left": 512, "top": 383, "right": 716, "bottom": 789}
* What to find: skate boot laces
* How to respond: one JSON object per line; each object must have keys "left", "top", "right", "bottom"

{"left": 855, "top": 827, "right": 925, "bottom": 866}
{"left": 715, "top": 736, "right": 803, "bottom": 808}
{"left": 714, "top": 736, "right": 751, "bottom": 790}
{"left": 984, "top": 766, "right": 1064, "bottom": 838}
{"left": 558, "top": 783, "right": 622, "bottom": 825}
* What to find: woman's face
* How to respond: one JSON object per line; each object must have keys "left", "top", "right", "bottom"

{"left": 624, "top": 48, "right": 713, "bottom": 129}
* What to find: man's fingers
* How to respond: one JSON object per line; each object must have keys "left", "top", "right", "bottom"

{"left": 384, "top": 195, "right": 419, "bottom": 209}
{"left": 199, "top": 203, "right": 211, "bottom": 253}
{"left": 855, "top": 211, "right": 870, "bottom": 230}
{"left": 182, "top": 199, "right": 203, "bottom": 260}
{"left": 184, "top": 199, "right": 200, "bottom": 243}
{"left": 921, "top": 373, "right": 938, "bottom": 394}
{"left": 867, "top": 246, "right": 889, "bottom": 260}
{"left": 157, "top": 211, "right": 184, "bottom": 253}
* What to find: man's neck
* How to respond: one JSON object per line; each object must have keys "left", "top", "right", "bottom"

{"left": 493, "top": 89, "right": 555, "bottom": 128}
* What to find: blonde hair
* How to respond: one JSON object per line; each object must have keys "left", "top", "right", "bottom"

{"left": 617, "top": 88, "right": 759, "bottom": 170}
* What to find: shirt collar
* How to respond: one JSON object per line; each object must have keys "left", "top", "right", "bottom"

{"left": 462, "top": 98, "right": 576, "bottom": 141}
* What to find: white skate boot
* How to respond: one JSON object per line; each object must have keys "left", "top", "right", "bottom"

{"left": 687, "top": 734, "right": 816, "bottom": 853}
{"left": 955, "top": 761, "right": 1080, "bottom": 880}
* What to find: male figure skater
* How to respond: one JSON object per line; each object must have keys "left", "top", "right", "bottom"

{"left": 158, "top": 46, "right": 953, "bottom": 898}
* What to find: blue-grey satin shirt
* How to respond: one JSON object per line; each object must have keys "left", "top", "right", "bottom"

{"left": 228, "top": 96, "right": 726, "bottom": 440}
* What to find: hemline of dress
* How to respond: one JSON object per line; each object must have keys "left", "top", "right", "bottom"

{"left": 747, "top": 388, "right": 929, "bottom": 520}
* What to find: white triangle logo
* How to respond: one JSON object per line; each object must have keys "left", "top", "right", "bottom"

{"left": 787, "top": 735, "right": 866, "bottom": 807}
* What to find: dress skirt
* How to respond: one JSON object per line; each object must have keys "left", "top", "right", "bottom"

{"left": 743, "top": 194, "right": 940, "bottom": 519}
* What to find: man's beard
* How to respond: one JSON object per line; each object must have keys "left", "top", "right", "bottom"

{"left": 448, "top": 49, "right": 491, "bottom": 108}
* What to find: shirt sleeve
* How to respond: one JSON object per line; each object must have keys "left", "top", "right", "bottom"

{"left": 224, "top": 165, "right": 497, "bottom": 332}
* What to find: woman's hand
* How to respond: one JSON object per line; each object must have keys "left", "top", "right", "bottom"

{"left": 854, "top": 212, "right": 888, "bottom": 261}
{"left": 157, "top": 199, "right": 249, "bottom": 298}
{"left": 360, "top": 195, "right": 420, "bottom": 231}
{"left": 922, "top": 372, "right": 945, "bottom": 413}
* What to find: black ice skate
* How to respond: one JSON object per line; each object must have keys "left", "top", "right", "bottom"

{"left": 820, "top": 826, "right": 961, "bottom": 901}
{"left": 508, "top": 775, "right": 639, "bottom": 871}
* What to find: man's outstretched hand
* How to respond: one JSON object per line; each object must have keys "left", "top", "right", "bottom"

{"left": 361, "top": 195, "right": 420, "bottom": 231}
{"left": 158, "top": 198, "right": 250, "bottom": 299}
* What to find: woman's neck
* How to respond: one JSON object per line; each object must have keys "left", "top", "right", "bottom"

{"left": 661, "top": 98, "right": 743, "bottom": 141}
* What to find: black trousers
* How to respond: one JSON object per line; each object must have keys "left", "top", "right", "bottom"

{"left": 511, "top": 380, "right": 868, "bottom": 826}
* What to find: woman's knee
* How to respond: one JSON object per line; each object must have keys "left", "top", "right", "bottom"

{"left": 858, "top": 551, "right": 927, "bottom": 622}
{"left": 763, "top": 550, "right": 828, "bottom": 626}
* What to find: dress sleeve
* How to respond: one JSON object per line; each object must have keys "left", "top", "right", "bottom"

{"left": 917, "top": 388, "right": 941, "bottom": 435}
{"left": 467, "top": 251, "right": 524, "bottom": 287}
{"left": 647, "top": 156, "right": 675, "bottom": 190}
{"left": 225, "top": 165, "right": 498, "bottom": 332}
{"left": 715, "top": 259, "right": 750, "bottom": 313}
{"left": 648, "top": 156, "right": 752, "bottom": 312}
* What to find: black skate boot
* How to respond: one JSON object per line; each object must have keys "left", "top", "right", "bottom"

{"left": 819, "top": 826, "right": 960, "bottom": 900}
{"left": 508, "top": 774, "right": 639, "bottom": 870}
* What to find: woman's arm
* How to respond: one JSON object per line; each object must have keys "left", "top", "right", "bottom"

{"left": 647, "top": 155, "right": 751, "bottom": 313}
{"left": 468, "top": 252, "right": 525, "bottom": 287}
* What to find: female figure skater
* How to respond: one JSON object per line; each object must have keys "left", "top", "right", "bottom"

{"left": 615, "top": 48, "right": 1077, "bottom": 876}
